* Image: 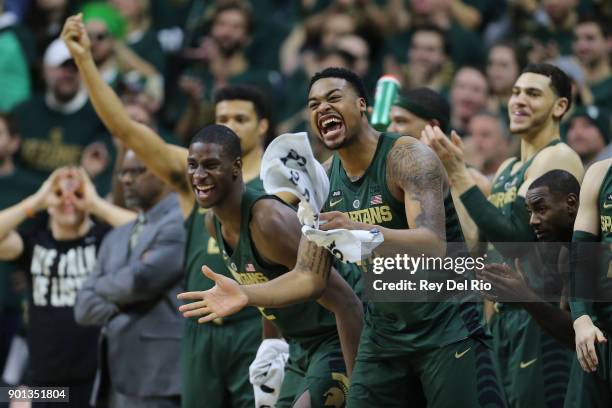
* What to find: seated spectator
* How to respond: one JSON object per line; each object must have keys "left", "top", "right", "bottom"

{"left": 385, "top": 0, "right": 486, "bottom": 70}
{"left": 82, "top": 1, "right": 162, "bottom": 104}
{"left": 0, "top": 5, "right": 35, "bottom": 111}
{"left": 450, "top": 66, "right": 489, "bottom": 136}
{"left": 110, "top": 0, "right": 166, "bottom": 75}
{"left": 532, "top": 0, "right": 579, "bottom": 57}
{"left": 0, "top": 112, "right": 40, "bottom": 377}
{"left": 23, "top": 0, "right": 69, "bottom": 62}
{"left": 165, "top": 1, "right": 277, "bottom": 129}
{"left": 75, "top": 150, "right": 185, "bottom": 408}
{"left": 0, "top": 167, "right": 134, "bottom": 407}
{"left": 465, "top": 111, "right": 511, "bottom": 179}
{"left": 486, "top": 42, "right": 524, "bottom": 125}
{"left": 12, "top": 38, "right": 115, "bottom": 194}
{"left": 566, "top": 105, "right": 610, "bottom": 168}
{"left": 401, "top": 25, "right": 454, "bottom": 94}
{"left": 573, "top": 15, "right": 612, "bottom": 112}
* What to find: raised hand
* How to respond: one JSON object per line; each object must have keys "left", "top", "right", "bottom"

{"left": 477, "top": 259, "right": 534, "bottom": 302}
{"left": 29, "top": 167, "right": 70, "bottom": 212}
{"left": 73, "top": 167, "right": 101, "bottom": 212}
{"left": 421, "top": 125, "right": 466, "bottom": 177}
{"left": 61, "top": 13, "right": 92, "bottom": 61}
{"left": 177, "top": 266, "right": 249, "bottom": 323}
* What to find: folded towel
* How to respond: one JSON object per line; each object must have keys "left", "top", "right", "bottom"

{"left": 249, "top": 339, "right": 289, "bottom": 408}
{"left": 261, "top": 132, "right": 383, "bottom": 262}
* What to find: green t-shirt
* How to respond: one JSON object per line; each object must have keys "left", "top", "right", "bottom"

{"left": 590, "top": 75, "right": 612, "bottom": 113}
{"left": 0, "top": 27, "right": 31, "bottom": 111}
{"left": 212, "top": 188, "right": 338, "bottom": 344}
{"left": 12, "top": 94, "right": 115, "bottom": 196}
{"left": 325, "top": 132, "right": 481, "bottom": 353}
{"left": 128, "top": 29, "right": 166, "bottom": 76}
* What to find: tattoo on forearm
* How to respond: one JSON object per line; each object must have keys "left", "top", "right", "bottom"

{"left": 296, "top": 239, "right": 333, "bottom": 280}
{"left": 387, "top": 141, "right": 447, "bottom": 241}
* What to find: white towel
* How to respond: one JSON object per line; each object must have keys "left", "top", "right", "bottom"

{"left": 261, "top": 132, "right": 383, "bottom": 262}
{"left": 249, "top": 339, "right": 289, "bottom": 408}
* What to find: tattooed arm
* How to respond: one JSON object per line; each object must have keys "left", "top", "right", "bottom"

{"left": 320, "top": 138, "right": 448, "bottom": 257}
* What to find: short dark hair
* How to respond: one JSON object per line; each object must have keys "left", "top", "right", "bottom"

{"left": 576, "top": 14, "right": 609, "bottom": 38}
{"left": 395, "top": 87, "right": 450, "bottom": 132}
{"left": 309, "top": 67, "right": 368, "bottom": 105}
{"left": 411, "top": 25, "right": 451, "bottom": 57}
{"left": 211, "top": 0, "right": 254, "bottom": 34}
{"left": 190, "top": 124, "right": 242, "bottom": 160}
{"left": 528, "top": 169, "right": 580, "bottom": 198}
{"left": 521, "top": 63, "right": 573, "bottom": 114}
{"left": 489, "top": 41, "right": 527, "bottom": 73}
{"left": 0, "top": 112, "right": 18, "bottom": 136}
{"left": 214, "top": 84, "right": 271, "bottom": 121}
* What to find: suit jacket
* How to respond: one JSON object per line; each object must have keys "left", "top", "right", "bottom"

{"left": 75, "top": 193, "right": 186, "bottom": 401}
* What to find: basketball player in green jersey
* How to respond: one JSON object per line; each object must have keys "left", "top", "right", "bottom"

{"left": 423, "top": 63, "right": 584, "bottom": 407}
{"left": 181, "top": 67, "right": 507, "bottom": 407}
{"left": 176, "top": 124, "right": 363, "bottom": 408}
{"left": 61, "top": 15, "right": 279, "bottom": 408}
{"left": 567, "top": 158, "right": 612, "bottom": 407}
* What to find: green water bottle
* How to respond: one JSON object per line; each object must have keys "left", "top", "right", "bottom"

{"left": 370, "top": 75, "right": 401, "bottom": 131}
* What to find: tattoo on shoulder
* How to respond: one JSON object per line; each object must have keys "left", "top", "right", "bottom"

{"left": 387, "top": 141, "right": 446, "bottom": 239}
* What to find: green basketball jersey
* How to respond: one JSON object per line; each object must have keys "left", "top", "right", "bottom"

{"left": 488, "top": 140, "right": 562, "bottom": 297}
{"left": 183, "top": 178, "right": 264, "bottom": 322}
{"left": 213, "top": 188, "right": 338, "bottom": 344}
{"left": 325, "top": 132, "right": 481, "bottom": 353}
{"left": 595, "top": 164, "right": 612, "bottom": 331}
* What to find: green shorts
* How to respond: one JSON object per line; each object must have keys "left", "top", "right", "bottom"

{"left": 490, "top": 306, "right": 572, "bottom": 408}
{"left": 348, "top": 333, "right": 506, "bottom": 407}
{"left": 181, "top": 315, "right": 261, "bottom": 408}
{"left": 277, "top": 336, "right": 348, "bottom": 408}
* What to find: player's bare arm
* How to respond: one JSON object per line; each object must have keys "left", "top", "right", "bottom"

{"left": 571, "top": 159, "right": 609, "bottom": 373}
{"left": 61, "top": 15, "right": 193, "bottom": 217}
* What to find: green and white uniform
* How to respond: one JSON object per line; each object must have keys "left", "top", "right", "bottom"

{"left": 181, "top": 178, "right": 264, "bottom": 408}
{"left": 327, "top": 133, "right": 505, "bottom": 407}
{"left": 487, "top": 141, "right": 572, "bottom": 408}
{"left": 213, "top": 188, "right": 359, "bottom": 408}
{"left": 566, "top": 163, "right": 612, "bottom": 407}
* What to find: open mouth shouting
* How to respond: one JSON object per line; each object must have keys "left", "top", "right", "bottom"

{"left": 194, "top": 184, "right": 216, "bottom": 202}
{"left": 318, "top": 113, "right": 346, "bottom": 144}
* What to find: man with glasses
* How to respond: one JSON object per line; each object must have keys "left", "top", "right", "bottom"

{"left": 75, "top": 149, "right": 186, "bottom": 408}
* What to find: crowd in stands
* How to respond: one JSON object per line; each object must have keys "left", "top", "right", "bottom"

{"left": 0, "top": 0, "right": 611, "bottom": 407}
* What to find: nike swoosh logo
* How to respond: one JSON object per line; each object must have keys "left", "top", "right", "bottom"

{"left": 454, "top": 347, "right": 471, "bottom": 359}
{"left": 604, "top": 203, "right": 612, "bottom": 209}
{"left": 520, "top": 358, "right": 537, "bottom": 368}
{"left": 329, "top": 198, "right": 343, "bottom": 207}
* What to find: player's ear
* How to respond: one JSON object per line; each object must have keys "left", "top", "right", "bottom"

{"left": 553, "top": 97, "right": 569, "bottom": 120}
{"left": 233, "top": 157, "right": 242, "bottom": 178}
{"left": 358, "top": 97, "right": 367, "bottom": 116}
{"left": 566, "top": 193, "right": 579, "bottom": 215}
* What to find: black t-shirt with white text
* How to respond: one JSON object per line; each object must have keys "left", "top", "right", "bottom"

{"left": 18, "top": 223, "right": 111, "bottom": 385}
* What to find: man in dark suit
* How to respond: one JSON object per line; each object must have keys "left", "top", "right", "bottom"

{"left": 75, "top": 149, "right": 186, "bottom": 408}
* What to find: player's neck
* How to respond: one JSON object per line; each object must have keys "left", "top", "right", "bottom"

{"left": 242, "top": 147, "right": 263, "bottom": 184}
{"left": 520, "top": 121, "right": 560, "bottom": 163}
{"left": 212, "top": 184, "right": 244, "bottom": 235}
{"left": 336, "top": 124, "right": 380, "bottom": 180}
